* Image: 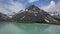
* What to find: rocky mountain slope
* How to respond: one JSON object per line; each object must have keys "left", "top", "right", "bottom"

{"left": 0, "top": 13, "right": 11, "bottom": 22}
{"left": 12, "top": 5, "right": 60, "bottom": 24}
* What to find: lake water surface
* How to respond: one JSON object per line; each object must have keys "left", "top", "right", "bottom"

{"left": 0, "top": 22, "right": 60, "bottom": 34}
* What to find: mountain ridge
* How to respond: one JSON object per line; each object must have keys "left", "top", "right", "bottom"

{"left": 12, "top": 5, "right": 60, "bottom": 24}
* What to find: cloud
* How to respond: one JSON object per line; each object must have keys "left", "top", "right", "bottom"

{"left": 0, "top": 0, "right": 25, "bottom": 15}
{"left": 0, "top": 6, "right": 9, "bottom": 15}
{"left": 41, "top": 1, "right": 60, "bottom": 13}
{"left": 8, "top": 2, "right": 25, "bottom": 13}
{"left": 28, "top": 0, "right": 39, "bottom": 3}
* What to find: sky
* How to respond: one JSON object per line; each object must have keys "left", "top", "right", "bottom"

{"left": 0, "top": 0, "right": 60, "bottom": 15}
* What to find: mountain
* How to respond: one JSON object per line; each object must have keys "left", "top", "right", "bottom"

{"left": 12, "top": 5, "right": 60, "bottom": 24}
{"left": 52, "top": 15, "right": 60, "bottom": 21}
{"left": 0, "top": 13, "right": 11, "bottom": 22}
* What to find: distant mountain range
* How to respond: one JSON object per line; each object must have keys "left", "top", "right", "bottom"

{"left": 0, "top": 13, "right": 11, "bottom": 22}
{"left": 0, "top": 5, "right": 60, "bottom": 24}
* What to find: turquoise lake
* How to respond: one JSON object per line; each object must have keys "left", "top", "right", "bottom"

{"left": 0, "top": 22, "right": 60, "bottom": 34}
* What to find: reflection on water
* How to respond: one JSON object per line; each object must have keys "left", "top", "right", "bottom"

{"left": 0, "top": 23, "right": 27, "bottom": 34}
{"left": 0, "top": 23, "right": 60, "bottom": 34}
{"left": 14, "top": 23, "right": 49, "bottom": 34}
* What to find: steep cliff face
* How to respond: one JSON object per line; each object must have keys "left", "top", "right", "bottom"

{"left": 12, "top": 5, "right": 60, "bottom": 24}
